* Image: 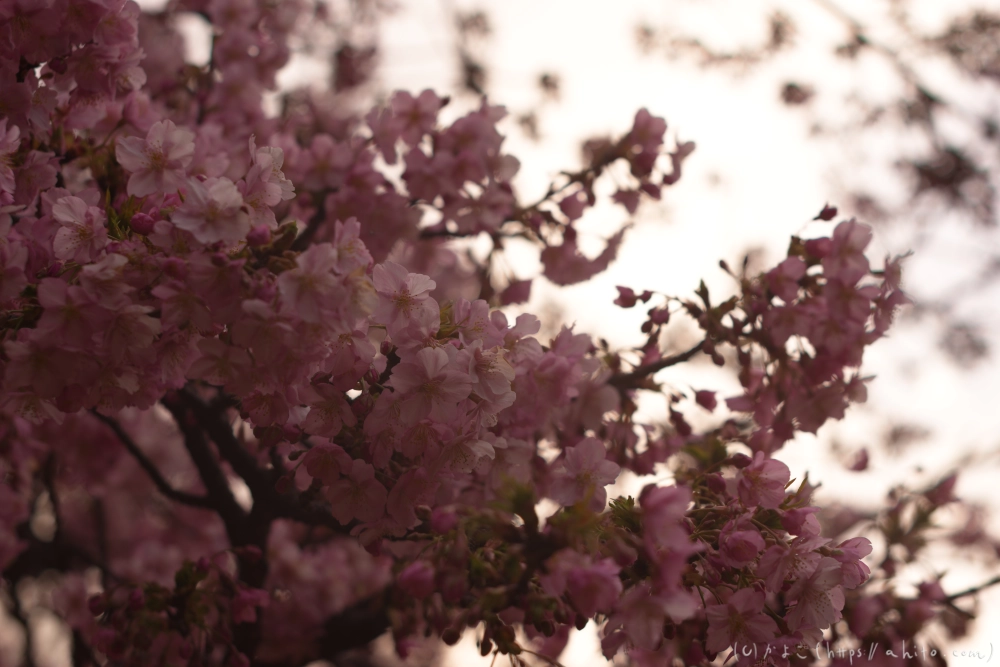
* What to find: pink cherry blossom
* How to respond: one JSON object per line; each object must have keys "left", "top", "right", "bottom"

{"left": 717, "top": 518, "right": 765, "bottom": 568}
{"left": 705, "top": 588, "right": 779, "bottom": 654}
{"left": 275, "top": 243, "right": 345, "bottom": 323}
{"left": 736, "top": 451, "right": 790, "bottom": 509}
{"left": 391, "top": 89, "right": 443, "bottom": 145}
{"left": 300, "top": 441, "right": 352, "bottom": 485}
{"left": 541, "top": 550, "right": 623, "bottom": 618}
{"left": 389, "top": 347, "right": 472, "bottom": 424}
{"left": 549, "top": 437, "right": 621, "bottom": 510}
{"left": 51, "top": 196, "right": 109, "bottom": 262}
{"left": 324, "top": 459, "right": 388, "bottom": 524}
{"left": 372, "top": 261, "right": 438, "bottom": 338}
{"left": 830, "top": 536, "right": 872, "bottom": 589}
{"left": 115, "top": 119, "right": 195, "bottom": 197}
{"left": 301, "top": 383, "right": 357, "bottom": 438}
{"left": 0, "top": 3, "right": 935, "bottom": 663}
{"left": 785, "top": 556, "right": 846, "bottom": 631}
{"left": 171, "top": 176, "right": 249, "bottom": 244}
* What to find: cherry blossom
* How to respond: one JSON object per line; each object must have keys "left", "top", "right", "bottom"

{"left": 171, "top": 176, "right": 249, "bottom": 244}
{"left": 736, "top": 451, "right": 791, "bottom": 509}
{"left": 115, "top": 119, "right": 195, "bottom": 197}
{"left": 0, "top": 3, "right": 960, "bottom": 665}
{"left": 705, "top": 588, "right": 779, "bottom": 654}
{"left": 549, "top": 436, "right": 621, "bottom": 510}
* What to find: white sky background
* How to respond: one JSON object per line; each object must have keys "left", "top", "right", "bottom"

{"left": 38, "top": 1, "right": 998, "bottom": 666}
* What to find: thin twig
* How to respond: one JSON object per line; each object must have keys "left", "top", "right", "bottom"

{"left": 945, "top": 575, "right": 1000, "bottom": 603}
{"left": 608, "top": 339, "right": 706, "bottom": 390}
{"left": 90, "top": 411, "right": 214, "bottom": 509}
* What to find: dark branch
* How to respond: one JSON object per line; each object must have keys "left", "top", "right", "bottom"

{"left": 290, "top": 198, "right": 328, "bottom": 252}
{"left": 945, "top": 574, "right": 1000, "bottom": 603}
{"left": 175, "top": 390, "right": 270, "bottom": 494}
{"left": 318, "top": 594, "right": 390, "bottom": 658}
{"left": 90, "top": 411, "right": 215, "bottom": 509}
{"left": 159, "top": 397, "right": 248, "bottom": 543}
{"left": 607, "top": 339, "right": 706, "bottom": 390}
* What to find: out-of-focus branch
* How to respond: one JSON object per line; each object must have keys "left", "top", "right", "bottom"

{"left": 946, "top": 575, "right": 1000, "bottom": 603}
{"left": 90, "top": 410, "right": 215, "bottom": 509}
{"left": 318, "top": 593, "right": 390, "bottom": 658}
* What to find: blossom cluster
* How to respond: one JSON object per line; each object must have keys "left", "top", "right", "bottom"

{"left": 0, "top": 2, "right": 970, "bottom": 667}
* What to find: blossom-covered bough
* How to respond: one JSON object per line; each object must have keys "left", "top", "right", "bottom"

{"left": 0, "top": 2, "right": 989, "bottom": 666}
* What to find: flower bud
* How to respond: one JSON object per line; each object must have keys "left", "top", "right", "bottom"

{"left": 728, "top": 453, "right": 752, "bottom": 469}
{"left": 431, "top": 507, "right": 458, "bottom": 534}
{"left": 397, "top": 561, "right": 436, "bottom": 599}
{"left": 247, "top": 224, "right": 272, "bottom": 247}
{"left": 704, "top": 473, "right": 726, "bottom": 494}
{"left": 130, "top": 212, "right": 156, "bottom": 234}
{"left": 695, "top": 390, "right": 717, "bottom": 412}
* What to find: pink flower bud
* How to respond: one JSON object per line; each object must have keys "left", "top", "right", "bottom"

{"left": 430, "top": 506, "right": 458, "bottom": 534}
{"left": 849, "top": 448, "right": 869, "bottom": 471}
{"left": 129, "top": 212, "right": 156, "bottom": 234}
{"left": 814, "top": 203, "right": 838, "bottom": 221}
{"left": 718, "top": 519, "right": 765, "bottom": 568}
{"left": 704, "top": 473, "right": 726, "bottom": 494}
{"left": 247, "top": 224, "right": 271, "bottom": 247}
{"left": 397, "top": 561, "right": 436, "bottom": 599}
{"left": 695, "top": 390, "right": 717, "bottom": 412}
{"left": 729, "top": 453, "right": 752, "bottom": 469}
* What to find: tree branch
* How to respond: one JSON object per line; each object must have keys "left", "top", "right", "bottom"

{"left": 945, "top": 575, "right": 1000, "bottom": 603}
{"left": 290, "top": 198, "right": 328, "bottom": 252}
{"left": 175, "top": 390, "right": 270, "bottom": 494}
{"left": 90, "top": 411, "right": 215, "bottom": 509}
{"left": 159, "top": 397, "right": 248, "bottom": 543}
{"left": 177, "top": 390, "right": 352, "bottom": 535}
{"left": 318, "top": 593, "right": 390, "bottom": 658}
{"left": 607, "top": 339, "right": 705, "bottom": 390}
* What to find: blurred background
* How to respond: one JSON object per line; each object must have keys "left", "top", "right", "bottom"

{"left": 14, "top": 0, "right": 1000, "bottom": 664}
